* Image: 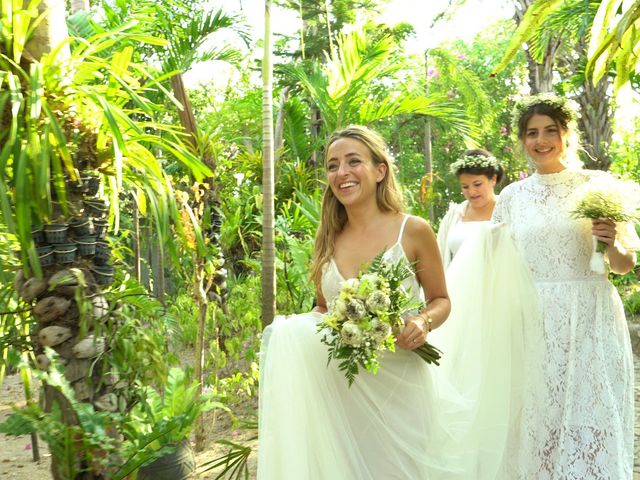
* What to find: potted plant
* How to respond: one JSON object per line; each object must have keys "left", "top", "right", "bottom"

{"left": 120, "top": 367, "right": 221, "bottom": 480}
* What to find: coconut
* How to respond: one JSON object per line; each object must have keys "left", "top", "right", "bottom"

{"left": 103, "top": 369, "right": 120, "bottom": 386}
{"left": 72, "top": 335, "right": 105, "bottom": 359}
{"left": 48, "top": 268, "right": 83, "bottom": 288}
{"left": 73, "top": 380, "right": 92, "bottom": 401}
{"left": 35, "top": 354, "right": 51, "bottom": 370}
{"left": 38, "top": 326, "right": 73, "bottom": 347}
{"left": 21, "top": 277, "right": 47, "bottom": 302}
{"left": 91, "top": 295, "right": 109, "bottom": 320}
{"left": 33, "top": 296, "right": 72, "bottom": 323}
{"left": 94, "top": 393, "right": 118, "bottom": 412}
{"left": 64, "top": 359, "right": 91, "bottom": 383}
{"left": 14, "top": 269, "right": 25, "bottom": 294}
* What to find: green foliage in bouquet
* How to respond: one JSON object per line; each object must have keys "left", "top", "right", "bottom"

{"left": 318, "top": 252, "right": 441, "bottom": 386}
{"left": 571, "top": 177, "right": 640, "bottom": 253}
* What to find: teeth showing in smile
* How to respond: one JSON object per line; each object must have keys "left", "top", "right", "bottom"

{"left": 536, "top": 148, "right": 552, "bottom": 153}
{"left": 340, "top": 181, "right": 357, "bottom": 189}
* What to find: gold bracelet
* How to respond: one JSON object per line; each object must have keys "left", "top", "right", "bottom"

{"left": 422, "top": 312, "right": 433, "bottom": 332}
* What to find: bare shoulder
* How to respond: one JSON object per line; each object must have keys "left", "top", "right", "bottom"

{"left": 402, "top": 215, "right": 437, "bottom": 261}
{"left": 404, "top": 214, "right": 435, "bottom": 238}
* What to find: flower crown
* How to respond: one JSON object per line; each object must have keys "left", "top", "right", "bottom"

{"left": 511, "top": 93, "right": 579, "bottom": 131}
{"left": 449, "top": 154, "right": 500, "bottom": 174}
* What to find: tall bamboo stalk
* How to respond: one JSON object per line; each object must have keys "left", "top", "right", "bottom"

{"left": 261, "top": 0, "right": 276, "bottom": 327}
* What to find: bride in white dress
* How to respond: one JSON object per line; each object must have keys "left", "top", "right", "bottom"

{"left": 495, "top": 94, "right": 639, "bottom": 479}
{"left": 258, "top": 126, "right": 541, "bottom": 479}
{"left": 258, "top": 125, "right": 453, "bottom": 479}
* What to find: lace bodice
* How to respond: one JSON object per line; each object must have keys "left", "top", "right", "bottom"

{"left": 321, "top": 216, "right": 422, "bottom": 305}
{"left": 494, "top": 169, "right": 604, "bottom": 280}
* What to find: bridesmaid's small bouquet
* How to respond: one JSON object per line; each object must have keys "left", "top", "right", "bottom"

{"left": 318, "top": 253, "right": 442, "bottom": 386}
{"left": 571, "top": 176, "right": 640, "bottom": 273}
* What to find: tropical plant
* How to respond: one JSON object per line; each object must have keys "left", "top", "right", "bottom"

{"left": 284, "top": 28, "right": 475, "bottom": 138}
{"left": 0, "top": 0, "right": 217, "bottom": 477}
{"left": 585, "top": 0, "right": 640, "bottom": 91}
{"left": 495, "top": 0, "right": 618, "bottom": 169}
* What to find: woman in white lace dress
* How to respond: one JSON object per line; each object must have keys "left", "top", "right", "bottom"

{"left": 257, "top": 125, "right": 452, "bottom": 479}
{"left": 493, "top": 94, "right": 639, "bottom": 479}
{"left": 437, "top": 149, "right": 504, "bottom": 269}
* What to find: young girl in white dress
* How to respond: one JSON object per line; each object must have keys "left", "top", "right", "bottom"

{"left": 437, "top": 149, "right": 504, "bottom": 268}
{"left": 494, "top": 94, "right": 639, "bottom": 479}
{"left": 257, "top": 125, "right": 453, "bottom": 479}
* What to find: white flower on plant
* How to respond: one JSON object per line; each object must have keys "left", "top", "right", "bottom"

{"left": 365, "top": 290, "right": 391, "bottom": 314}
{"left": 341, "top": 322, "right": 364, "bottom": 346}
{"left": 370, "top": 318, "right": 392, "bottom": 344}
{"left": 345, "top": 298, "right": 367, "bottom": 321}
{"left": 357, "top": 273, "right": 379, "bottom": 297}
{"left": 329, "top": 297, "right": 347, "bottom": 316}
{"left": 342, "top": 278, "right": 360, "bottom": 293}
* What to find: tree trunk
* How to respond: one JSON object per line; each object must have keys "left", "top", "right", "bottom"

{"left": 512, "top": 0, "right": 560, "bottom": 94}
{"left": 309, "top": 106, "right": 321, "bottom": 168}
{"left": 170, "top": 74, "right": 198, "bottom": 149}
{"left": 274, "top": 87, "right": 289, "bottom": 161}
{"left": 576, "top": 77, "right": 613, "bottom": 170}
{"left": 26, "top": 0, "right": 70, "bottom": 62}
{"left": 573, "top": 39, "right": 614, "bottom": 170}
{"left": 423, "top": 51, "right": 434, "bottom": 223}
{"left": 132, "top": 193, "right": 141, "bottom": 282}
{"left": 261, "top": 0, "right": 276, "bottom": 328}
{"left": 70, "top": 0, "right": 90, "bottom": 14}
{"left": 193, "top": 290, "right": 207, "bottom": 451}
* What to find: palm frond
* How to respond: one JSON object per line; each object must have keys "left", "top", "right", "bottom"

{"left": 493, "top": 0, "right": 566, "bottom": 74}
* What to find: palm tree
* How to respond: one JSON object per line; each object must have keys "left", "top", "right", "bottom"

{"left": 585, "top": 0, "right": 640, "bottom": 90}
{"left": 284, "top": 28, "right": 476, "bottom": 139}
{"left": 495, "top": 0, "right": 616, "bottom": 169}
{"left": 262, "top": 0, "right": 276, "bottom": 327}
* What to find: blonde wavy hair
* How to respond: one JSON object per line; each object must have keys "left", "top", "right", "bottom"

{"left": 309, "top": 125, "right": 405, "bottom": 288}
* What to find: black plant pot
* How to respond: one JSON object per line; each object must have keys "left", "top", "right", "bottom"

{"left": 91, "top": 264, "right": 115, "bottom": 286}
{"left": 68, "top": 179, "right": 89, "bottom": 194}
{"left": 31, "top": 227, "right": 46, "bottom": 245}
{"left": 75, "top": 236, "right": 97, "bottom": 256}
{"left": 70, "top": 217, "right": 95, "bottom": 237}
{"left": 44, "top": 224, "right": 69, "bottom": 244}
{"left": 84, "top": 200, "right": 109, "bottom": 218}
{"left": 94, "top": 241, "right": 111, "bottom": 265}
{"left": 83, "top": 175, "right": 100, "bottom": 196}
{"left": 54, "top": 243, "right": 77, "bottom": 264}
{"left": 37, "top": 247, "right": 55, "bottom": 267}
{"left": 93, "top": 219, "right": 108, "bottom": 239}
{"left": 138, "top": 441, "right": 196, "bottom": 480}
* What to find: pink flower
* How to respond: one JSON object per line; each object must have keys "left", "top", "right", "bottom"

{"left": 456, "top": 53, "right": 466, "bottom": 60}
{"left": 427, "top": 68, "right": 440, "bottom": 79}
{"left": 231, "top": 430, "right": 240, "bottom": 437}
{"left": 25, "top": 443, "right": 32, "bottom": 450}
{"left": 501, "top": 126, "right": 508, "bottom": 135}
{"left": 518, "top": 171, "right": 529, "bottom": 180}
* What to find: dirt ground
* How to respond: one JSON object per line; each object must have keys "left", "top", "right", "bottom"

{"left": 0, "top": 374, "right": 258, "bottom": 479}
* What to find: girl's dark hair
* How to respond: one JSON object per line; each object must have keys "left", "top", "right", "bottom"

{"left": 454, "top": 148, "right": 504, "bottom": 184}
{"left": 516, "top": 103, "right": 575, "bottom": 141}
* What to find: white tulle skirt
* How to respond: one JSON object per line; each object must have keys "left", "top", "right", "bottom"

{"left": 258, "top": 224, "right": 543, "bottom": 479}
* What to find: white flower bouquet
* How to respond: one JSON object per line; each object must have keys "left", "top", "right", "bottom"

{"left": 318, "top": 253, "right": 442, "bottom": 386}
{"left": 571, "top": 176, "right": 640, "bottom": 273}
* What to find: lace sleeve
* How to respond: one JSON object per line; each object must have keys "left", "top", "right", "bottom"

{"left": 492, "top": 184, "right": 514, "bottom": 225}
